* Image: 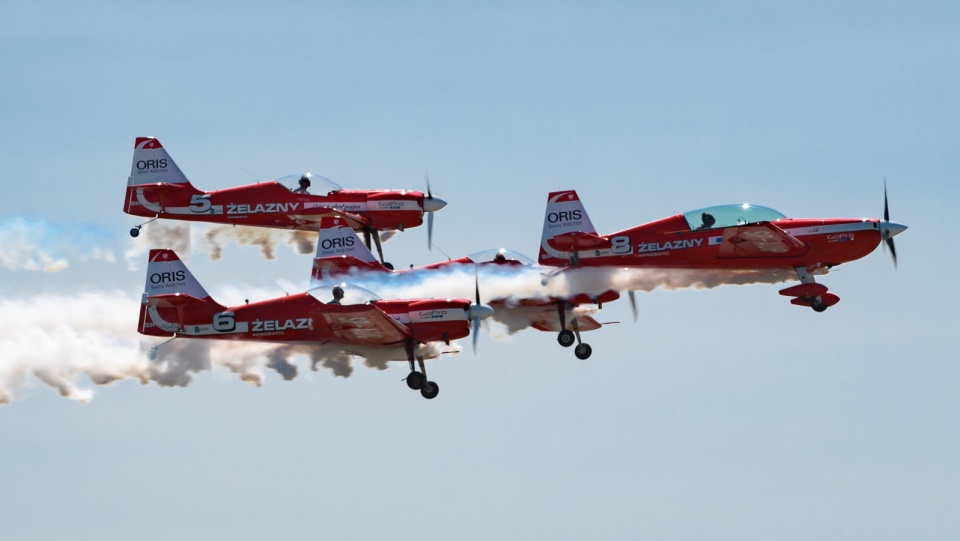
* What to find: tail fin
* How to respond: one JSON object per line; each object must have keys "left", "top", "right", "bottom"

{"left": 128, "top": 137, "right": 190, "bottom": 187}
{"left": 539, "top": 190, "right": 599, "bottom": 266}
{"left": 139, "top": 249, "right": 226, "bottom": 336}
{"left": 311, "top": 217, "right": 389, "bottom": 283}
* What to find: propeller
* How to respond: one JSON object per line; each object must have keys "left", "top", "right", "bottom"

{"left": 628, "top": 290, "right": 638, "bottom": 323}
{"left": 466, "top": 267, "right": 494, "bottom": 353}
{"left": 422, "top": 172, "right": 447, "bottom": 250}
{"left": 879, "top": 180, "right": 908, "bottom": 268}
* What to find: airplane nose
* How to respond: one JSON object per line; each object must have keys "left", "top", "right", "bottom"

{"left": 468, "top": 304, "right": 494, "bottom": 321}
{"left": 880, "top": 221, "right": 908, "bottom": 239}
{"left": 422, "top": 196, "right": 447, "bottom": 213}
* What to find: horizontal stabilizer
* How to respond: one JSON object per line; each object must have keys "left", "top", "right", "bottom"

{"left": 546, "top": 231, "right": 611, "bottom": 252}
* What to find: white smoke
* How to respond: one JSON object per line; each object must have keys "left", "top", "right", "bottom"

{"left": 0, "top": 289, "right": 463, "bottom": 405}
{"left": 202, "top": 225, "right": 315, "bottom": 261}
{"left": 0, "top": 217, "right": 116, "bottom": 272}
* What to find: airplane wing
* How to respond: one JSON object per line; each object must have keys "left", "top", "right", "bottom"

{"left": 490, "top": 300, "right": 604, "bottom": 334}
{"left": 714, "top": 222, "right": 808, "bottom": 258}
{"left": 313, "top": 304, "right": 411, "bottom": 345}
{"left": 287, "top": 208, "right": 371, "bottom": 230}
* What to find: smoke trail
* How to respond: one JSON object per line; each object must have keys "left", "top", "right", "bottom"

{"left": 0, "top": 216, "right": 116, "bottom": 272}
{"left": 202, "top": 225, "right": 315, "bottom": 261}
{"left": 0, "top": 290, "right": 461, "bottom": 405}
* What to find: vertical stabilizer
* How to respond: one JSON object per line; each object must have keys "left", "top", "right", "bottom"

{"left": 311, "top": 217, "right": 389, "bottom": 283}
{"left": 539, "top": 190, "right": 597, "bottom": 265}
{"left": 129, "top": 137, "right": 190, "bottom": 186}
{"left": 139, "top": 249, "right": 224, "bottom": 336}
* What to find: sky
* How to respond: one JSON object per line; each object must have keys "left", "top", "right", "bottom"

{"left": 2, "top": 1, "right": 959, "bottom": 539}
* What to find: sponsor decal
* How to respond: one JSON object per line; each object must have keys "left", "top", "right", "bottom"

{"left": 136, "top": 159, "right": 168, "bottom": 171}
{"left": 320, "top": 236, "right": 355, "bottom": 250}
{"left": 827, "top": 233, "right": 855, "bottom": 243}
{"left": 252, "top": 318, "right": 314, "bottom": 333}
{"left": 708, "top": 236, "right": 723, "bottom": 246}
{"left": 547, "top": 210, "right": 582, "bottom": 223}
{"left": 149, "top": 270, "right": 186, "bottom": 284}
{"left": 638, "top": 238, "right": 703, "bottom": 253}
{"left": 227, "top": 202, "right": 301, "bottom": 215}
{"left": 417, "top": 310, "right": 449, "bottom": 320}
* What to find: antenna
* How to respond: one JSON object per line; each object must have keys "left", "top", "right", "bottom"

{"left": 261, "top": 275, "right": 290, "bottom": 296}
{"left": 236, "top": 165, "right": 260, "bottom": 183}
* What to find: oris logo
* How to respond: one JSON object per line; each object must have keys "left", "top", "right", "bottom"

{"left": 321, "top": 236, "right": 355, "bottom": 250}
{"left": 150, "top": 270, "right": 186, "bottom": 284}
{"left": 137, "top": 159, "right": 168, "bottom": 170}
{"left": 547, "top": 210, "right": 582, "bottom": 223}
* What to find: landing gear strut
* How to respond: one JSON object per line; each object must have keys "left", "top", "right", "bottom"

{"left": 556, "top": 301, "right": 592, "bottom": 359}
{"left": 403, "top": 340, "right": 439, "bottom": 399}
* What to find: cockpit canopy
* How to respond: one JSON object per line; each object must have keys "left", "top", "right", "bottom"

{"left": 276, "top": 172, "right": 343, "bottom": 194}
{"left": 682, "top": 204, "right": 786, "bottom": 231}
{"left": 467, "top": 248, "right": 535, "bottom": 266}
{"left": 307, "top": 283, "right": 380, "bottom": 305}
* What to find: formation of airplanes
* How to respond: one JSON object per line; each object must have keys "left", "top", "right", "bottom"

{"left": 128, "top": 137, "right": 908, "bottom": 399}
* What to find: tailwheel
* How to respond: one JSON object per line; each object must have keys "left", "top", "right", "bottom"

{"left": 420, "top": 381, "right": 439, "bottom": 400}
{"left": 574, "top": 343, "right": 592, "bottom": 360}
{"left": 130, "top": 227, "right": 141, "bottom": 238}
{"left": 406, "top": 371, "right": 425, "bottom": 390}
{"left": 557, "top": 329, "right": 575, "bottom": 348}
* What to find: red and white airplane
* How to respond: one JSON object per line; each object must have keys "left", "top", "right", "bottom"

{"left": 538, "top": 189, "right": 907, "bottom": 311}
{"left": 124, "top": 137, "right": 447, "bottom": 263}
{"left": 310, "top": 216, "right": 620, "bottom": 359}
{"left": 138, "top": 249, "right": 492, "bottom": 399}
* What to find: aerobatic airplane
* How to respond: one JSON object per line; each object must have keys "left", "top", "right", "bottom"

{"left": 138, "top": 249, "right": 492, "bottom": 399}
{"left": 538, "top": 188, "right": 907, "bottom": 311}
{"left": 310, "top": 216, "right": 620, "bottom": 360}
{"left": 124, "top": 137, "right": 447, "bottom": 264}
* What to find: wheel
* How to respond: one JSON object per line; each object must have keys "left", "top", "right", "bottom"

{"left": 130, "top": 227, "right": 140, "bottom": 238}
{"left": 811, "top": 301, "right": 828, "bottom": 313}
{"left": 420, "top": 381, "right": 439, "bottom": 400}
{"left": 557, "top": 330, "right": 575, "bottom": 348}
{"left": 574, "top": 343, "right": 592, "bottom": 360}
{"left": 406, "top": 371, "right": 424, "bottom": 390}
{"left": 383, "top": 262, "right": 394, "bottom": 270}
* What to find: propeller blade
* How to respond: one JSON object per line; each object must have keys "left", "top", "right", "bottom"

{"left": 475, "top": 269, "right": 481, "bottom": 306}
{"left": 883, "top": 179, "right": 890, "bottom": 222}
{"left": 628, "top": 291, "right": 637, "bottom": 322}
{"left": 428, "top": 210, "right": 434, "bottom": 250}
{"left": 472, "top": 317, "right": 480, "bottom": 353}
{"left": 887, "top": 237, "right": 898, "bottom": 269}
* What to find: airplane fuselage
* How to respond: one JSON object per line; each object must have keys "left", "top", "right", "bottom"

{"left": 540, "top": 214, "right": 884, "bottom": 271}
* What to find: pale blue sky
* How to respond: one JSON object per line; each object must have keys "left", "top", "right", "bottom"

{"left": 2, "top": 1, "right": 959, "bottom": 540}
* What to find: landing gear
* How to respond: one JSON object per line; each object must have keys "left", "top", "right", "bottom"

{"left": 556, "top": 301, "right": 593, "bottom": 359}
{"left": 420, "top": 381, "right": 439, "bottom": 400}
{"left": 406, "top": 371, "right": 424, "bottom": 390}
{"left": 780, "top": 266, "right": 840, "bottom": 313}
{"left": 404, "top": 340, "right": 439, "bottom": 400}
{"left": 129, "top": 217, "right": 159, "bottom": 238}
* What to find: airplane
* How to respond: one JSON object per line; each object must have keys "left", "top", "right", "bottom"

{"left": 124, "top": 137, "right": 447, "bottom": 265}
{"left": 538, "top": 188, "right": 908, "bottom": 312}
{"left": 138, "top": 248, "right": 493, "bottom": 399}
{"left": 310, "top": 216, "right": 620, "bottom": 360}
